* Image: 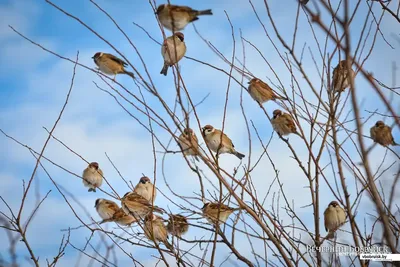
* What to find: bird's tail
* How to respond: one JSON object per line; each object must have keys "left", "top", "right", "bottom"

{"left": 393, "top": 140, "right": 399, "bottom": 146}
{"left": 160, "top": 64, "right": 169, "bottom": 76}
{"left": 164, "top": 240, "right": 174, "bottom": 251}
{"left": 233, "top": 150, "right": 245, "bottom": 160}
{"left": 197, "top": 9, "right": 213, "bottom": 16}
{"left": 294, "top": 131, "right": 302, "bottom": 137}
{"left": 124, "top": 70, "right": 135, "bottom": 79}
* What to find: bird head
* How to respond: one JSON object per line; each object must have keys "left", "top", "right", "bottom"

{"left": 375, "top": 121, "right": 385, "bottom": 127}
{"left": 202, "top": 125, "right": 214, "bottom": 136}
{"left": 94, "top": 198, "right": 103, "bottom": 207}
{"left": 89, "top": 162, "right": 99, "bottom": 170}
{"left": 92, "top": 52, "right": 102, "bottom": 60}
{"left": 272, "top": 109, "right": 282, "bottom": 119}
{"left": 328, "top": 201, "right": 339, "bottom": 208}
{"left": 139, "top": 176, "right": 151, "bottom": 184}
{"left": 174, "top": 32, "right": 185, "bottom": 42}
{"left": 184, "top": 128, "right": 194, "bottom": 136}
{"left": 156, "top": 4, "right": 166, "bottom": 14}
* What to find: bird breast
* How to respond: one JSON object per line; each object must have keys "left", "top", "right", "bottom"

{"left": 162, "top": 39, "right": 186, "bottom": 65}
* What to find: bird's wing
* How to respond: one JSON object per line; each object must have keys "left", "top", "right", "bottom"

{"left": 218, "top": 131, "right": 234, "bottom": 148}
{"left": 283, "top": 113, "right": 297, "bottom": 132}
{"left": 105, "top": 53, "right": 128, "bottom": 67}
{"left": 170, "top": 5, "right": 195, "bottom": 13}
{"left": 323, "top": 209, "right": 328, "bottom": 231}
{"left": 105, "top": 201, "right": 119, "bottom": 212}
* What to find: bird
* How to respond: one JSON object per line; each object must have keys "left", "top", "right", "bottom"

{"left": 202, "top": 202, "right": 239, "bottom": 224}
{"left": 111, "top": 208, "right": 137, "bottom": 226}
{"left": 134, "top": 176, "right": 157, "bottom": 204}
{"left": 202, "top": 125, "right": 245, "bottom": 159}
{"left": 121, "top": 192, "right": 164, "bottom": 220}
{"left": 167, "top": 214, "right": 189, "bottom": 237}
{"left": 156, "top": 4, "right": 212, "bottom": 31}
{"left": 332, "top": 60, "right": 355, "bottom": 93}
{"left": 92, "top": 52, "right": 134, "bottom": 81}
{"left": 370, "top": 121, "right": 398, "bottom": 146}
{"left": 144, "top": 213, "right": 174, "bottom": 250}
{"left": 160, "top": 32, "right": 187, "bottom": 76}
{"left": 271, "top": 109, "right": 301, "bottom": 137}
{"left": 82, "top": 162, "right": 103, "bottom": 192}
{"left": 324, "top": 201, "right": 346, "bottom": 239}
{"left": 94, "top": 198, "right": 119, "bottom": 220}
{"left": 247, "top": 78, "right": 286, "bottom": 104}
{"left": 177, "top": 128, "right": 200, "bottom": 161}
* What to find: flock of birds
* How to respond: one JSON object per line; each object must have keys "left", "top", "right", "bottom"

{"left": 85, "top": 3, "right": 399, "bottom": 253}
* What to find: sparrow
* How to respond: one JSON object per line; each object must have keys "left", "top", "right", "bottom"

{"left": 247, "top": 78, "right": 286, "bottom": 104}
{"left": 324, "top": 201, "right": 346, "bottom": 239}
{"left": 121, "top": 192, "right": 164, "bottom": 219}
{"left": 94, "top": 198, "right": 119, "bottom": 220}
{"left": 160, "top": 32, "right": 186, "bottom": 76}
{"left": 112, "top": 208, "right": 137, "bottom": 226}
{"left": 271, "top": 109, "right": 300, "bottom": 136}
{"left": 144, "top": 213, "right": 174, "bottom": 250}
{"left": 332, "top": 60, "right": 355, "bottom": 93}
{"left": 177, "top": 128, "right": 200, "bottom": 161}
{"left": 92, "top": 52, "right": 134, "bottom": 81}
{"left": 134, "top": 176, "right": 157, "bottom": 204}
{"left": 167, "top": 214, "right": 189, "bottom": 237}
{"left": 202, "top": 202, "right": 239, "bottom": 224}
{"left": 370, "top": 121, "right": 398, "bottom": 146}
{"left": 82, "top": 162, "right": 103, "bottom": 192}
{"left": 202, "top": 125, "right": 245, "bottom": 159}
{"left": 156, "top": 4, "right": 212, "bottom": 31}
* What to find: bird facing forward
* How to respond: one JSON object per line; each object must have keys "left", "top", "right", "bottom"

{"left": 271, "top": 109, "right": 300, "bottom": 137}
{"left": 156, "top": 4, "right": 212, "bottom": 31}
{"left": 82, "top": 162, "right": 103, "bottom": 192}
{"left": 167, "top": 214, "right": 189, "bottom": 237}
{"left": 332, "top": 60, "right": 355, "bottom": 93}
{"left": 247, "top": 78, "right": 285, "bottom": 104}
{"left": 178, "top": 128, "right": 200, "bottom": 161}
{"left": 121, "top": 192, "right": 164, "bottom": 220}
{"left": 95, "top": 198, "right": 119, "bottom": 220}
{"left": 92, "top": 52, "right": 134, "bottom": 81}
{"left": 370, "top": 121, "right": 398, "bottom": 146}
{"left": 144, "top": 213, "right": 174, "bottom": 250}
{"left": 202, "top": 125, "right": 245, "bottom": 159}
{"left": 160, "top": 32, "right": 187, "bottom": 76}
{"left": 134, "top": 176, "right": 157, "bottom": 204}
{"left": 324, "top": 201, "right": 346, "bottom": 239}
{"left": 202, "top": 202, "right": 239, "bottom": 224}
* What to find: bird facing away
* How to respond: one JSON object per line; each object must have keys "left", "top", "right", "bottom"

{"left": 178, "top": 128, "right": 200, "bottom": 161}
{"left": 202, "top": 202, "right": 239, "bottom": 224}
{"left": 92, "top": 52, "right": 134, "bottom": 81}
{"left": 332, "top": 60, "right": 355, "bottom": 93}
{"left": 247, "top": 78, "right": 285, "bottom": 104}
{"left": 121, "top": 192, "right": 164, "bottom": 220}
{"left": 370, "top": 121, "right": 398, "bottom": 146}
{"left": 134, "top": 176, "right": 157, "bottom": 204}
{"left": 156, "top": 4, "right": 212, "bottom": 31}
{"left": 144, "top": 213, "right": 174, "bottom": 250}
{"left": 95, "top": 198, "right": 119, "bottom": 220}
{"left": 160, "top": 32, "right": 187, "bottom": 76}
{"left": 82, "top": 162, "right": 103, "bottom": 192}
{"left": 324, "top": 201, "right": 346, "bottom": 239}
{"left": 271, "top": 109, "right": 300, "bottom": 137}
{"left": 202, "top": 125, "right": 245, "bottom": 160}
{"left": 112, "top": 208, "right": 137, "bottom": 226}
{"left": 167, "top": 214, "right": 189, "bottom": 237}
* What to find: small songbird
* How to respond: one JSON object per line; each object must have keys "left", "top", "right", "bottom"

{"left": 144, "top": 213, "right": 174, "bottom": 250}
{"left": 324, "top": 201, "right": 346, "bottom": 239}
{"left": 202, "top": 125, "right": 245, "bottom": 159}
{"left": 178, "top": 128, "right": 200, "bottom": 161}
{"left": 202, "top": 202, "right": 239, "bottom": 224}
{"left": 92, "top": 52, "right": 134, "bottom": 81}
{"left": 370, "top": 121, "right": 398, "bottom": 146}
{"left": 167, "top": 214, "right": 189, "bottom": 237}
{"left": 332, "top": 60, "right": 355, "bottom": 93}
{"left": 156, "top": 4, "right": 212, "bottom": 31}
{"left": 160, "top": 32, "right": 187, "bottom": 76}
{"left": 134, "top": 176, "right": 157, "bottom": 204}
{"left": 247, "top": 78, "right": 285, "bottom": 104}
{"left": 82, "top": 162, "right": 103, "bottom": 192}
{"left": 112, "top": 208, "right": 137, "bottom": 226}
{"left": 121, "top": 192, "right": 164, "bottom": 219}
{"left": 271, "top": 109, "right": 300, "bottom": 137}
{"left": 95, "top": 198, "right": 119, "bottom": 220}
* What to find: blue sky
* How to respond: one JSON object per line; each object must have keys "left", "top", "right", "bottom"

{"left": 0, "top": 0, "right": 399, "bottom": 266}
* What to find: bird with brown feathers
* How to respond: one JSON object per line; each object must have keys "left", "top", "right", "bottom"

{"left": 92, "top": 52, "right": 134, "bottom": 81}
{"left": 134, "top": 176, "right": 156, "bottom": 204}
{"left": 271, "top": 109, "right": 300, "bottom": 137}
{"left": 202, "top": 202, "right": 239, "bottom": 224}
{"left": 82, "top": 162, "right": 103, "bottom": 192}
{"left": 121, "top": 192, "right": 164, "bottom": 220}
{"left": 111, "top": 208, "right": 137, "bottom": 226}
{"left": 160, "top": 32, "right": 186, "bottom": 76}
{"left": 95, "top": 198, "right": 119, "bottom": 220}
{"left": 144, "top": 213, "right": 174, "bottom": 250}
{"left": 156, "top": 4, "right": 212, "bottom": 31}
{"left": 167, "top": 214, "right": 189, "bottom": 237}
{"left": 332, "top": 60, "right": 355, "bottom": 93}
{"left": 178, "top": 128, "right": 200, "bottom": 161}
{"left": 370, "top": 121, "right": 398, "bottom": 146}
{"left": 324, "top": 201, "right": 346, "bottom": 239}
{"left": 247, "top": 78, "right": 286, "bottom": 104}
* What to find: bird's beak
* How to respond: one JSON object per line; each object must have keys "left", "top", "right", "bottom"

{"left": 91, "top": 56, "right": 95, "bottom": 59}
{"left": 247, "top": 81, "right": 250, "bottom": 84}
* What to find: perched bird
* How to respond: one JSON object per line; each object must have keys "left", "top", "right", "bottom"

{"left": 332, "top": 60, "right": 355, "bottom": 93}
{"left": 144, "top": 213, "right": 174, "bottom": 250}
{"left": 178, "top": 128, "right": 200, "bottom": 161}
{"left": 271, "top": 109, "right": 300, "bottom": 137}
{"left": 247, "top": 78, "right": 285, "bottom": 104}
{"left": 95, "top": 198, "right": 119, "bottom": 220}
{"left": 156, "top": 4, "right": 212, "bottom": 31}
{"left": 112, "top": 208, "right": 137, "bottom": 226}
{"left": 324, "top": 201, "right": 346, "bottom": 239}
{"left": 121, "top": 192, "right": 164, "bottom": 219}
{"left": 82, "top": 162, "right": 103, "bottom": 192}
{"left": 370, "top": 121, "right": 398, "bottom": 146}
{"left": 92, "top": 52, "right": 134, "bottom": 81}
{"left": 202, "top": 202, "right": 239, "bottom": 224}
{"left": 167, "top": 214, "right": 189, "bottom": 237}
{"left": 202, "top": 125, "right": 245, "bottom": 159}
{"left": 160, "top": 32, "right": 186, "bottom": 76}
{"left": 134, "top": 176, "right": 156, "bottom": 204}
